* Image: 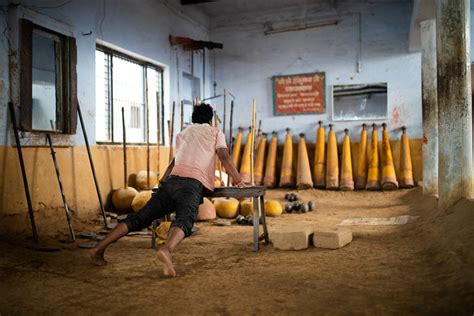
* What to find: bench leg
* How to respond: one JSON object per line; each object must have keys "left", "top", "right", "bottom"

{"left": 260, "top": 196, "right": 270, "bottom": 243}
{"left": 253, "top": 197, "right": 260, "bottom": 251}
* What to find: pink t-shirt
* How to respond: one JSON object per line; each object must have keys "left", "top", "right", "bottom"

{"left": 170, "top": 123, "right": 227, "bottom": 191}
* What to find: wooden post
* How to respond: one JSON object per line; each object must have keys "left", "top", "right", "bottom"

{"left": 250, "top": 100, "right": 256, "bottom": 185}
{"left": 214, "top": 103, "right": 223, "bottom": 185}
{"left": 169, "top": 101, "right": 175, "bottom": 162}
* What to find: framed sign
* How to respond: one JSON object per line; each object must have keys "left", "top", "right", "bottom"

{"left": 272, "top": 72, "right": 325, "bottom": 116}
{"left": 332, "top": 83, "right": 388, "bottom": 121}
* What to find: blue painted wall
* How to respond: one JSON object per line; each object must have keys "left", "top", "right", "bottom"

{"left": 0, "top": 0, "right": 212, "bottom": 146}
{"left": 211, "top": 1, "right": 422, "bottom": 142}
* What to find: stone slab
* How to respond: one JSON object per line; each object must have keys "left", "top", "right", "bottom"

{"left": 271, "top": 222, "right": 313, "bottom": 250}
{"left": 313, "top": 228, "right": 352, "bottom": 249}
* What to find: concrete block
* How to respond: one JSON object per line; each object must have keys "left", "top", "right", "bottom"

{"left": 313, "top": 228, "right": 352, "bottom": 249}
{"left": 271, "top": 222, "right": 313, "bottom": 250}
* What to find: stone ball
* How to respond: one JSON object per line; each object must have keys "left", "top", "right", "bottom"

{"left": 135, "top": 170, "right": 158, "bottom": 190}
{"left": 112, "top": 187, "right": 138, "bottom": 213}
{"left": 214, "top": 197, "right": 240, "bottom": 219}
{"left": 131, "top": 190, "right": 153, "bottom": 213}
{"left": 197, "top": 198, "right": 216, "bottom": 221}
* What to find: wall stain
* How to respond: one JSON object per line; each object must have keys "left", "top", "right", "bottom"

{"left": 391, "top": 106, "right": 401, "bottom": 127}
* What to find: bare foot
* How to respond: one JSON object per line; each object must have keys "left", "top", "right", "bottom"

{"left": 90, "top": 249, "right": 107, "bottom": 266}
{"left": 157, "top": 249, "right": 176, "bottom": 277}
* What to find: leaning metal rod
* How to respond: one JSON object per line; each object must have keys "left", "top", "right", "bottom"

{"left": 227, "top": 100, "right": 234, "bottom": 186}
{"left": 180, "top": 100, "right": 184, "bottom": 131}
{"left": 152, "top": 92, "right": 161, "bottom": 248}
{"left": 8, "top": 102, "right": 39, "bottom": 244}
{"left": 156, "top": 92, "right": 161, "bottom": 176}
{"left": 223, "top": 89, "right": 227, "bottom": 135}
{"left": 77, "top": 103, "right": 107, "bottom": 228}
{"left": 145, "top": 77, "right": 150, "bottom": 189}
{"left": 122, "top": 107, "right": 128, "bottom": 189}
{"left": 229, "top": 100, "right": 234, "bottom": 150}
{"left": 165, "top": 119, "right": 171, "bottom": 223}
{"left": 256, "top": 119, "right": 262, "bottom": 151}
{"left": 46, "top": 121, "right": 75, "bottom": 241}
{"left": 167, "top": 120, "right": 171, "bottom": 162}
{"left": 202, "top": 94, "right": 222, "bottom": 102}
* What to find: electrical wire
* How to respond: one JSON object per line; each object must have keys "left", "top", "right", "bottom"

{"left": 99, "top": 0, "right": 106, "bottom": 40}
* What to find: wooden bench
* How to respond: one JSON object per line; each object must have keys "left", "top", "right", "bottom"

{"left": 151, "top": 186, "right": 270, "bottom": 251}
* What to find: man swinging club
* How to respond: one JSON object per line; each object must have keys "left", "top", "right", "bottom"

{"left": 90, "top": 103, "right": 245, "bottom": 277}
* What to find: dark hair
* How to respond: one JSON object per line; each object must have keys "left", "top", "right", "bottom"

{"left": 192, "top": 103, "right": 213, "bottom": 124}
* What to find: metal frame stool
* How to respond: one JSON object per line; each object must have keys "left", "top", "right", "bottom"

{"left": 151, "top": 186, "right": 270, "bottom": 251}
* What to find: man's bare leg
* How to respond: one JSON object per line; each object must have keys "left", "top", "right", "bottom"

{"left": 157, "top": 226, "right": 185, "bottom": 277}
{"left": 90, "top": 223, "right": 129, "bottom": 266}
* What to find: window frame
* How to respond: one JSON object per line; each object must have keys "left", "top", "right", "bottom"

{"left": 19, "top": 18, "right": 77, "bottom": 134}
{"left": 96, "top": 44, "right": 165, "bottom": 145}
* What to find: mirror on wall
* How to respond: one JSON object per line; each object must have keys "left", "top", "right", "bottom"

{"left": 332, "top": 83, "right": 388, "bottom": 121}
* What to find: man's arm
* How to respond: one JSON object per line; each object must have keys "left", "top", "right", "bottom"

{"left": 216, "top": 148, "right": 245, "bottom": 187}
{"left": 160, "top": 158, "right": 175, "bottom": 183}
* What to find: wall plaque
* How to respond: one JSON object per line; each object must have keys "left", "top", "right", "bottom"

{"left": 272, "top": 72, "right": 325, "bottom": 115}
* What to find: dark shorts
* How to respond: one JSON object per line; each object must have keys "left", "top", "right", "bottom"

{"left": 121, "top": 175, "right": 203, "bottom": 237}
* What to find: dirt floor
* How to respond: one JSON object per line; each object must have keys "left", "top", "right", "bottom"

{"left": 0, "top": 187, "right": 473, "bottom": 315}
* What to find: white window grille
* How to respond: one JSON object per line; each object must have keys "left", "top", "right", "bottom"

{"left": 95, "top": 46, "right": 163, "bottom": 144}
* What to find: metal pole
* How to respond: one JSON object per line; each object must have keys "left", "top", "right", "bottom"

{"left": 167, "top": 120, "right": 172, "bottom": 162}
{"left": 77, "top": 103, "right": 107, "bottom": 227}
{"left": 46, "top": 123, "right": 75, "bottom": 241}
{"left": 180, "top": 100, "right": 184, "bottom": 131}
{"left": 229, "top": 100, "right": 234, "bottom": 152}
{"left": 8, "top": 102, "right": 39, "bottom": 244}
{"left": 122, "top": 107, "right": 127, "bottom": 189}
{"left": 203, "top": 49, "right": 206, "bottom": 99}
{"left": 156, "top": 92, "right": 161, "bottom": 175}
{"left": 169, "top": 101, "right": 176, "bottom": 162}
{"left": 145, "top": 77, "right": 150, "bottom": 189}
{"left": 223, "top": 89, "right": 227, "bottom": 136}
{"left": 227, "top": 100, "right": 235, "bottom": 186}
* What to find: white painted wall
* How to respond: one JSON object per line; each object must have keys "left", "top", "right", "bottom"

{"left": 0, "top": 0, "right": 212, "bottom": 146}
{"left": 211, "top": 1, "right": 422, "bottom": 142}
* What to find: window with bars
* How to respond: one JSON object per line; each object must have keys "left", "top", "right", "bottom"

{"left": 95, "top": 46, "right": 163, "bottom": 143}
